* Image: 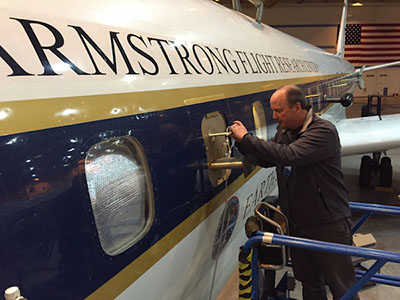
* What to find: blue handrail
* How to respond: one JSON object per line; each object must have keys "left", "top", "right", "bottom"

{"left": 243, "top": 233, "right": 400, "bottom": 300}
{"left": 349, "top": 202, "right": 400, "bottom": 215}
{"left": 242, "top": 202, "right": 400, "bottom": 300}
{"left": 349, "top": 201, "right": 400, "bottom": 234}
{"left": 245, "top": 232, "right": 400, "bottom": 263}
{"left": 355, "top": 269, "right": 400, "bottom": 287}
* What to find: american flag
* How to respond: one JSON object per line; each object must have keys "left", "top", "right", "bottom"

{"left": 344, "top": 23, "right": 400, "bottom": 65}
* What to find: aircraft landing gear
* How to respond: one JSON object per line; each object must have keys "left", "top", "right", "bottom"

{"left": 359, "top": 155, "right": 374, "bottom": 186}
{"left": 359, "top": 153, "right": 393, "bottom": 188}
{"left": 379, "top": 157, "right": 393, "bottom": 187}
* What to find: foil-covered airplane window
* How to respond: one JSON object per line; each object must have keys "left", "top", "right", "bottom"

{"left": 85, "top": 137, "right": 154, "bottom": 256}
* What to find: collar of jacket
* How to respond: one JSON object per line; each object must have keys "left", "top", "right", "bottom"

{"left": 299, "top": 109, "right": 314, "bottom": 134}
{"left": 281, "top": 109, "right": 314, "bottom": 135}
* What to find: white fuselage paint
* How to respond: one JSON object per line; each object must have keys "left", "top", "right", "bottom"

{"left": 1, "top": 0, "right": 353, "bottom": 102}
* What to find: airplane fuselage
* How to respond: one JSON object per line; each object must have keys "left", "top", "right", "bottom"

{"left": 0, "top": 1, "right": 355, "bottom": 299}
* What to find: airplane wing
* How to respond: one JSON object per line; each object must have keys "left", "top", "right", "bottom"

{"left": 319, "top": 60, "right": 400, "bottom": 157}
{"left": 337, "top": 61, "right": 400, "bottom": 90}
{"left": 326, "top": 61, "right": 400, "bottom": 157}
{"left": 334, "top": 114, "right": 400, "bottom": 156}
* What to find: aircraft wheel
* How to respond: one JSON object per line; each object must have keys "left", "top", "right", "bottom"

{"left": 359, "top": 155, "right": 373, "bottom": 186}
{"left": 379, "top": 157, "right": 393, "bottom": 187}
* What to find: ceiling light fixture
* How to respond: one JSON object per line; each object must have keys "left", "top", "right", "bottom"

{"left": 352, "top": 1, "right": 363, "bottom": 6}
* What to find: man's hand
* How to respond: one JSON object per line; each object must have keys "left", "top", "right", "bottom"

{"left": 230, "top": 120, "right": 248, "bottom": 142}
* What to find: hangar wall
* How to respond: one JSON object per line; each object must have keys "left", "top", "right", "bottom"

{"left": 241, "top": 4, "right": 400, "bottom": 97}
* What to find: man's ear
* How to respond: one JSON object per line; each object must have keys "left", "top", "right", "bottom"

{"left": 295, "top": 102, "right": 302, "bottom": 111}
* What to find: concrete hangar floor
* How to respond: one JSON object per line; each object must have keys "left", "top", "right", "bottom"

{"left": 219, "top": 96, "right": 400, "bottom": 300}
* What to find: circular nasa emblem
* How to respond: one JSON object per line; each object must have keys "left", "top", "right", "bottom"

{"left": 212, "top": 196, "right": 239, "bottom": 259}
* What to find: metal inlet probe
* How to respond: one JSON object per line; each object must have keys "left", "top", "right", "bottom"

{"left": 208, "top": 157, "right": 243, "bottom": 170}
{"left": 206, "top": 131, "right": 253, "bottom": 172}
{"left": 241, "top": 202, "right": 400, "bottom": 300}
{"left": 202, "top": 125, "right": 255, "bottom": 186}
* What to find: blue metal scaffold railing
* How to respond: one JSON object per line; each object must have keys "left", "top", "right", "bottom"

{"left": 241, "top": 201, "right": 400, "bottom": 300}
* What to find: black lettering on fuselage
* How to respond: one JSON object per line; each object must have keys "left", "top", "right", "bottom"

{"left": 127, "top": 34, "right": 159, "bottom": 75}
{"left": 235, "top": 50, "right": 249, "bottom": 74}
{"left": 291, "top": 59, "right": 299, "bottom": 72}
{"left": 173, "top": 43, "right": 201, "bottom": 75}
{"left": 223, "top": 49, "right": 240, "bottom": 74}
{"left": 3, "top": 18, "right": 320, "bottom": 78}
{"left": 281, "top": 57, "right": 292, "bottom": 73}
{"left": 243, "top": 194, "right": 253, "bottom": 220}
{"left": 192, "top": 44, "right": 214, "bottom": 75}
{"left": 265, "top": 171, "right": 277, "bottom": 195}
{"left": 205, "top": 46, "right": 228, "bottom": 74}
{"left": 300, "top": 60, "right": 306, "bottom": 72}
{"left": 0, "top": 45, "right": 33, "bottom": 76}
{"left": 259, "top": 180, "right": 266, "bottom": 199}
{"left": 262, "top": 55, "right": 277, "bottom": 73}
{"left": 253, "top": 188, "right": 260, "bottom": 205}
{"left": 11, "top": 18, "right": 88, "bottom": 76}
{"left": 254, "top": 53, "right": 268, "bottom": 73}
{"left": 148, "top": 37, "right": 178, "bottom": 75}
{"left": 245, "top": 52, "right": 260, "bottom": 74}
{"left": 69, "top": 26, "right": 138, "bottom": 75}
{"left": 274, "top": 56, "right": 286, "bottom": 73}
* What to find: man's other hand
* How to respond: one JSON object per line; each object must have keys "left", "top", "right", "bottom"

{"left": 230, "top": 121, "right": 248, "bottom": 142}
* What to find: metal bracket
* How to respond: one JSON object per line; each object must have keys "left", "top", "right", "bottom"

{"left": 232, "top": 0, "right": 241, "bottom": 11}
{"left": 255, "top": 202, "right": 288, "bottom": 270}
{"left": 248, "top": 0, "right": 264, "bottom": 23}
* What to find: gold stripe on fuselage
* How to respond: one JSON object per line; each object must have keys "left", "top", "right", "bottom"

{"left": 1, "top": 74, "right": 342, "bottom": 136}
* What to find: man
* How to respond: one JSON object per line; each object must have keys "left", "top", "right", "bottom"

{"left": 230, "top": 85, "right": 359, "bottom": 300}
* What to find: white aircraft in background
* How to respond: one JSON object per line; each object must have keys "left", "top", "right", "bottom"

{"left": 1, "top": 0, "right": 399, "bottom": 299}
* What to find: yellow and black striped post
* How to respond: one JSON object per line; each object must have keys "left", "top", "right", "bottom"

{"left": 239, "top": 247, "right": 252, "bottom": 299}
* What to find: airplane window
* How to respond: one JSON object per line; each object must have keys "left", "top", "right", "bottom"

{"left": 85, "top": 137, "right": 154, "bottom": 256}
{"left": 252, "top": 101, "right": 268, "bottom": 141}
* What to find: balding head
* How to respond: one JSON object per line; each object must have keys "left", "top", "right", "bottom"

{"left": 279, "top": 85, "right": 310, "bottom": 110}
{"left": 270, "top": 85, "right": 309, "bottom": 129}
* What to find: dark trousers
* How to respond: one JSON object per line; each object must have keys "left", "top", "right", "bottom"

{"left": 290, "top": 218, "right": 360, "bottom": 300}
